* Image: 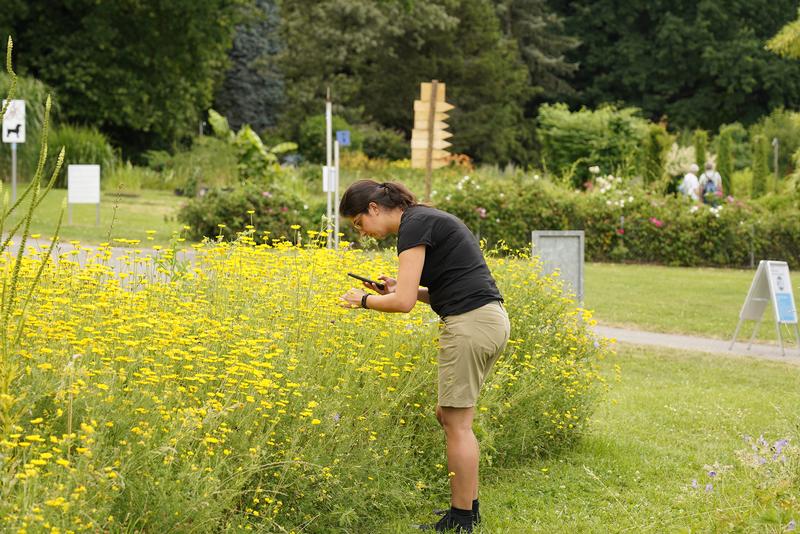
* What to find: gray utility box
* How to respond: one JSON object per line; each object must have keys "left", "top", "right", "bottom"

{"left": 531, "top": 230, "right": 585, "bottom": 303}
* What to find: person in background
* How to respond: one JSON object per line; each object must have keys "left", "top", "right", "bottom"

{"left": 699, "top": 161, "right": 723, "bottom": 205}
{"left": 679, "top": 163, "right": 701, "bottom": 202}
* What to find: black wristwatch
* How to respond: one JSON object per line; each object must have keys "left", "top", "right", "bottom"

{"left": 361, "top": 294, "right": 369, "bottom": 309}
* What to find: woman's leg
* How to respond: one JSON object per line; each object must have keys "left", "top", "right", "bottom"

{"left": 437, "top": 405, "right": 477, "bottom": 510}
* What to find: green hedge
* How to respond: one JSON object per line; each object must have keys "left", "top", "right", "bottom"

{"left": 179, "top": 181, "right": 326, "bottom": 242}
{"left": 434, "top": 176, "right": 800, "bottom": 268}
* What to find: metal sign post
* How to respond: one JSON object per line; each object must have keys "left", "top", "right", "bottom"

{"left": 11, "top": 142, "right": 16, "bottom": 202}
{"left": 325, "top": 88, "right": 333, "bottom": 248}
{"left": 2, "top": 99, "right": 26, "bottom": 203}
{"left": 334, "top": 140, "right": 340, "bottom": 250}
{"left": 729, "top": 260, "right": 799, "bottom": 355}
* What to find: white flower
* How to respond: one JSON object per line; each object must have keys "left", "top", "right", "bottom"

{"left": 589, "top": 166, "right": 600, "bottom": 174}
{"left": 606, "top": 200, "right": 612, "bottom": 206}
{"left": 690, "top": 205, "right": 699, "bottom": 213}
{"left": 628, "top": 196, "right": 634, "bottom": 202}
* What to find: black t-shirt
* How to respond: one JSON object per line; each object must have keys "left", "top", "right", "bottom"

{"left": 397, "top": 205, "right": 503, "bottom": 317}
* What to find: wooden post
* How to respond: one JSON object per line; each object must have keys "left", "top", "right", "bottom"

{"left": 424, "top": 80, "right": 438, "bottom": 202}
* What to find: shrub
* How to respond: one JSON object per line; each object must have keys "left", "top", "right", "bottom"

{"left": 732, "top": 169, "right": 753, "bottom": 199}
{"left": 48, "top": 124, "right": 116, "bottom": 187}
{"left": 298, "top": 114, "right": 362, "bottom": 163}
{"left": 358, "top": 124, "right": 408, "bottom": 161}
{"left": 750, "top": 107, "right": 800, "bottom": 177}
{"left": 178, "top": 181, "right": 325, "bottom": 241}
{"left": 536, "top": 103, "right": 649, "bottom": 187}
{"left": 719, "top": 122, "right": 751, "bottom": 170}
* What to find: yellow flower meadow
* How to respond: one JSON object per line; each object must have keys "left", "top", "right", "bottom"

{"left": 0, "top": 233, "right": 612, "bottom": 532}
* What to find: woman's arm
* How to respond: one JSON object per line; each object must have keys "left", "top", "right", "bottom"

{"left": 341, "top": 246, "right": 425, "bottom": 313}
{"left": 417, "top": 287, "right": 430, "bottom": 304}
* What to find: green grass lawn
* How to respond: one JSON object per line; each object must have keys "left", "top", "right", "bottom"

{"left": 584, "top": 262, "right": 798, "bottom": 344}
{"left": 390, "top": 344, "right": 800, "bottom": 533}
{"left": 4, "top": 185, "right": 185, "bottom": 246}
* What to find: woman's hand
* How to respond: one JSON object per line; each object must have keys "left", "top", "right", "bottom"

{"left": 363, "top": 275, "right": 396, "bottom": 295}
{"left": 340, "top": 288, "right": 367, "bottom": 309}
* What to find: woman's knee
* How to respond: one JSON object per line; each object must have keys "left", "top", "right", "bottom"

{"left": 438, "top": 406, "right": 474, "bottom": 433}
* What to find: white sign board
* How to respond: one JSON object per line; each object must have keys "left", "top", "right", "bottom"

{"left": 738, "top": 260, "right": 797, "bottom": 324}
{"left": 730, "top": 260, "right": 799, "bottom": 355}
{"left": 768, "top": 261, "right": 797, "bottom": 324}
{"left": 322, "top": 165, "right": 336, "bottom": 193}
{"left": 532, "top": 230, "right": 585, "bottom": 302}
{"left": 2, "top": 100, "right": 25, "bottom": 143}
{"left": 68, "top": 165, "right": 101, "bottom": 204}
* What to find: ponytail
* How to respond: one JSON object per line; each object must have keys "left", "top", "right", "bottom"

{"left": 339, "top": 180, "right": 418, "bottom": 217}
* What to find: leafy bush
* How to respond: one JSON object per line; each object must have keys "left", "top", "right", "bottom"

{"left": 48, "top": 124, "right": 116, "bottom": 187}
{"left": 731, "top": 169, "right": 753, "bottom": 199}
{"left": 750, "top": 107, "right": 800, "bottom": 177}
{"left": 298, "top": 114, "right": 362, "bottom": 163}
{"left": 178, "top": 181, "right": 325, "bottom": 241}
{"left": 358, "top": 124, "right": 408, "bottom": 160}
{"left": 536, "top": 104, "right": 649, "bottom": 187}
{"left": 718, "top": 122, "right": 751, "bottom": 171}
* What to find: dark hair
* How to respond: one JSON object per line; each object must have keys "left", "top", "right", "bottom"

{"left": 339, "top": 180, "right": 418, "bottom": 217}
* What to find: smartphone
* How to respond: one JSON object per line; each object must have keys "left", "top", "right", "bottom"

{"left": 347, "top": 272, "right": 386, "bottom": 291}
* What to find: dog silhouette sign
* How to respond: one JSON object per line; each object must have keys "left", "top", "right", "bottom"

{"left": 2, "top": 99, "right": 26, "bottom": 143}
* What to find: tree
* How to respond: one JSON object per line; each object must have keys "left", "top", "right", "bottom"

{"left": 716, "top": 128, "right": 734, "bottom": 196}
{"left": 278, "top": 0, "right": 531, "bottom": 165}
{"left": 0, "top": 1, "right": 243, "bottom": 155}
{"left": 751, "top": 134, "right": 769, "bottom": 198}
{"left": 549, "top": 0, "right": 800, "bottom": 131}
{"left": 693, "top": 130, "right": 708, "bottom": 171}
{"left": 642, "top": 124, "right": 671, "bottom": 185}
{"left": 492, "top": 0, "right": 579, "bottom": 99}
{"left": 214, "top": 0, "right": 284, "bottom": 133}
{"left": 767, "top": 10, "right": 800, "bottom": 58}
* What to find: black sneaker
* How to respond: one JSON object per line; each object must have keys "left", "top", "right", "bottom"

{"left": 432, "top": 509, "right": 473, "bottom": 533}
{"left": 434, "top": 507, "right": 480, "bottom": 526}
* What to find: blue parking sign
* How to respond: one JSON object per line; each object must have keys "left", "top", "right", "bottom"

{"left": 336, "top": 130, "right": 350, "bottom": 147}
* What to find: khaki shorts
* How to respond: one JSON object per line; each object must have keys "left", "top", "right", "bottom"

{"left": 437, "top": 301, "right": 511, "bottom": 408}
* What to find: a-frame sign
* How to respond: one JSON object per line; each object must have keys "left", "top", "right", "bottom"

{"left": 729, "top": 260, "right": 799, "bottom": 356}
